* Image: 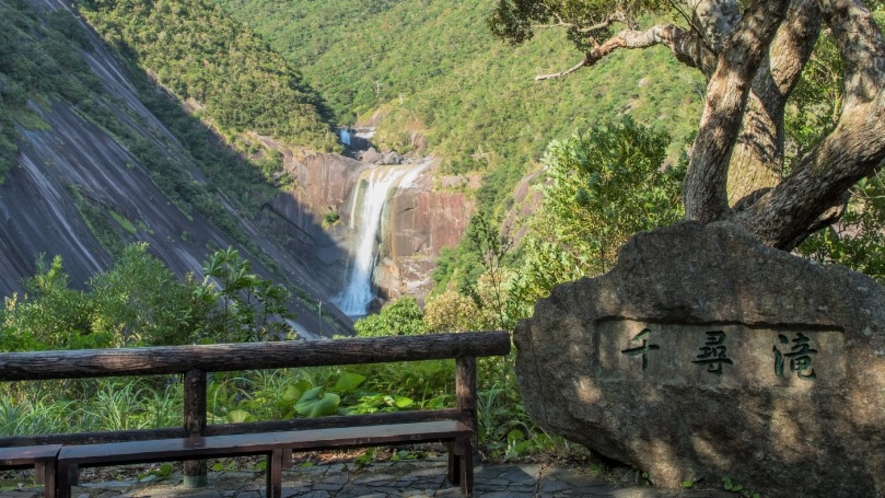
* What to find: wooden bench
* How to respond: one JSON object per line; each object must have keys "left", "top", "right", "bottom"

{"left": 0, "top": 445, "right": 61, "bottom": 498}
{"left": 56, "top": 421, "right": 473, "bottom": 498}
{"left": 0, "top": 332, "right": 510, "bottom": 498}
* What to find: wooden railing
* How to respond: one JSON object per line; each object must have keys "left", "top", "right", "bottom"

{"left": 0, "top": 331, "right": 511, "bottom": 486}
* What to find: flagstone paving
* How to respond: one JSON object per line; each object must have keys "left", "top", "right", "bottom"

{"left": 1, "top": 456, "right": 732, "bottom": 498}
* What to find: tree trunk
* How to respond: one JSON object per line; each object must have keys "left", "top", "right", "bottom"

{"left": 684, "top": 0, "right": 792, "bottom": 222}
{"left": 729, "top": 0, "right": 885, "bottom": 249}
{"left": 727, "top": 0, "right": 822, "bottom": 205}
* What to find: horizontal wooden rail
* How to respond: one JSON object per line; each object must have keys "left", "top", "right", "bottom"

{"left": 0, "top": 332, "right": 511, "bottom": 381}
{"left": 0, "top": 409, "right": 467, "bottom": 448}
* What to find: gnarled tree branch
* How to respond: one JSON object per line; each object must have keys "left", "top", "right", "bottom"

{"left": 684, "top": 0, "right": 792, "bottom": 223}
{"left": 535, "top": 24, "right": 715, "bottom": 81}
{"left": 729, "top": 0, "right": 885, "bottom": 249}
{"left": 531, "top": 12, "right": 631, "bottom": 33}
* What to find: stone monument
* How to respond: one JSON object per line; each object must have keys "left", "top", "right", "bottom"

{"left": 515, "top": 221, "right": 885, "bottom": 497}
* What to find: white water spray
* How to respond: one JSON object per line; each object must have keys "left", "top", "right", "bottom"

{"left": 333, "top": 167, "right": 410, "bottom": 316}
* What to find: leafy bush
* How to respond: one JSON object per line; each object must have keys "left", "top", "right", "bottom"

{"left": 322, "top": 209, "right": 340, "bottom": 228}
{"left": 199, "top": 247, "right": 297, "bottom": 342}
{"left": 497, "top": 118, "right": 684, "bottom": 316}
{"left": 0, "top": 244, "right": 296, "bottom": 351}
{"left": 354, "top": 297, "right": 427, "bottom": 337}
{"left": 798, "top": 174, "right": 885, "bottom": 283}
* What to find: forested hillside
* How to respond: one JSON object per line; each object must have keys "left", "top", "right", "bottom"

{"left": 0, "top": 0, "right": 354, "bottom": 338}
{"left": 213, "top": 0, "right": 885, "bottom": 319}
{"left": 215, "top": 0, "right": 705, "bottom": 210}
{"left": 0, "top": 1, "right": 105, "bottom": 182}
{"left": 76, "top": 0, "right": 339, "bottom": 158}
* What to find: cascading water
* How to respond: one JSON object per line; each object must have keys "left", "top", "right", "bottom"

{"left": 338, "top": 128, "right": 352, "bottom": 146}
{"left": 333, "top": 167, "right": 409, "bottom": 316}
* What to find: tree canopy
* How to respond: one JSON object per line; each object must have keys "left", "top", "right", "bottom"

{"left": 490, "top": 0, "right": 885, "bottom": 250}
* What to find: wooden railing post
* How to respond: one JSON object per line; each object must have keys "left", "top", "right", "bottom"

{"left": 455, "top": 355, "right": 478, "bottom": 436}
{"left": 183, "top": 369, "right": 208, "bottom": 488}
{"left": 457, "top": 355, "right": 478, "bottom": 458}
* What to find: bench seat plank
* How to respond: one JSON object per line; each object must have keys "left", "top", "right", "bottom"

{"left": 59, "top": 420, "right": 471, "bottom": 465}
{"left": 0, "top": 445, "right": 61, "bottom": 467}
{"left": 57, "top": 421, "right": 474, "bottom": 498}
{"left": 0, "top": 445, "right": 61, "bottom": 498}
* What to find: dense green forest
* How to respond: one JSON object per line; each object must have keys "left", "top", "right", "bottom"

{"left": 215, "top": 0, "right": 705, "bottom": 204}
{"left": 76, "top": 0, "right": 339, "bottom": 155}
{"left": 214, "top": 0, "right": 706, "bottom": 289}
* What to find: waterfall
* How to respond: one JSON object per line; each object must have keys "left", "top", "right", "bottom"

{"left": 333, "top": 167, "right": 410, "bottom": 317}
{"left": 338, "top": 128, "right": 352, "bottom": 146}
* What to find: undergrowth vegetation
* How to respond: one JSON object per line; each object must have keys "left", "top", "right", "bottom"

{"left": 0, "top": 244, "right": 551, "bottom": 461}
{"left": 0, "top": 357, "right": 559, "bottom": 462}
{"left": 0, "top": 244, "right": 293, "bottom": 351}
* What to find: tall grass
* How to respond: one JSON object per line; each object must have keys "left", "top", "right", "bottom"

{"left": 0, "top": 377, "right": 183, "bottom": 436}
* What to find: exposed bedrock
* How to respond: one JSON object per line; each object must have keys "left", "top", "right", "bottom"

{"left": 375, "top": 164, "right": 475, "bottom": 302}
{"left": 265, "top": 155, "right": 474, "bottom": 306}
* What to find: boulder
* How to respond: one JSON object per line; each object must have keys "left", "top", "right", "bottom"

{"left": 360, "top": 148, "right": 383, "bottom": 164}
{"left": 516, "top": 221, "right": 885, "bottom": 497}
{"left": 382, "top": 150, "right": 402, "bottom": 165}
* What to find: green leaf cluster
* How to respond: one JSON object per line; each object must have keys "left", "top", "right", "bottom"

{"left": 489, "top": 0, "right": 666, "bottom": 49}
{"left": 431, "top": 118, "right": 684, "bottom": 321}
{"left": 200, "top": 247, "right": 297, "bottom": 342}
{"left": 535, "top": 118, "right": 684, "bottom": 270}
{"left": 353, "top": 296, "right": 428, "bottom": 338}
{"left": 798, "top": 174, "right": 885, "bottom": 283}
{"left": 0, "top": 244, "right": 296, "bottom": 351}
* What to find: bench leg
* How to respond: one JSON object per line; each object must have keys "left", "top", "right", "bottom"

{"left": 55, "top": 462, "right": 76, "bottom": 498}
{"left": 446, "top": 442, "right": 459, "bottom": 485}
{"left": 40, "top": 462, "right": 57, "bottom": 498}
{"left": 266, "top": 449, "right": 282, "bottom": 498}
{"left": 35, "top": 463, "right": 45, "bottom": 485}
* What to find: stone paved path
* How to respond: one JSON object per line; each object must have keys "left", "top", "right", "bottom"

{"left": 1, "top": 457, "right": 731, "bottom": 498}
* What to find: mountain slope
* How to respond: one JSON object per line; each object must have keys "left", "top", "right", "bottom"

{"left": 77, "top": 0, "right": 338, "bottom": 156}
{"left": 0, "top": 0, "right": 351, "bottom": 336}
{"left": 215, "top": 0, "right": 705, "bottom": 210}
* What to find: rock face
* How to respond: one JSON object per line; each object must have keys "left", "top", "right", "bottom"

{"left": 374, "top": 163, "right": 474, "bottom": 302}
{"left": 516, "top": 221, "right": 885, "bottom": 497}
{"left": 265, "top": 156, "right": 473, "bottom": 305}
{"left": 263, "top": 152, "right": 366, "bottom": 295}
{"left": 0, "top": 12, "right": 353, "bottom": 336}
